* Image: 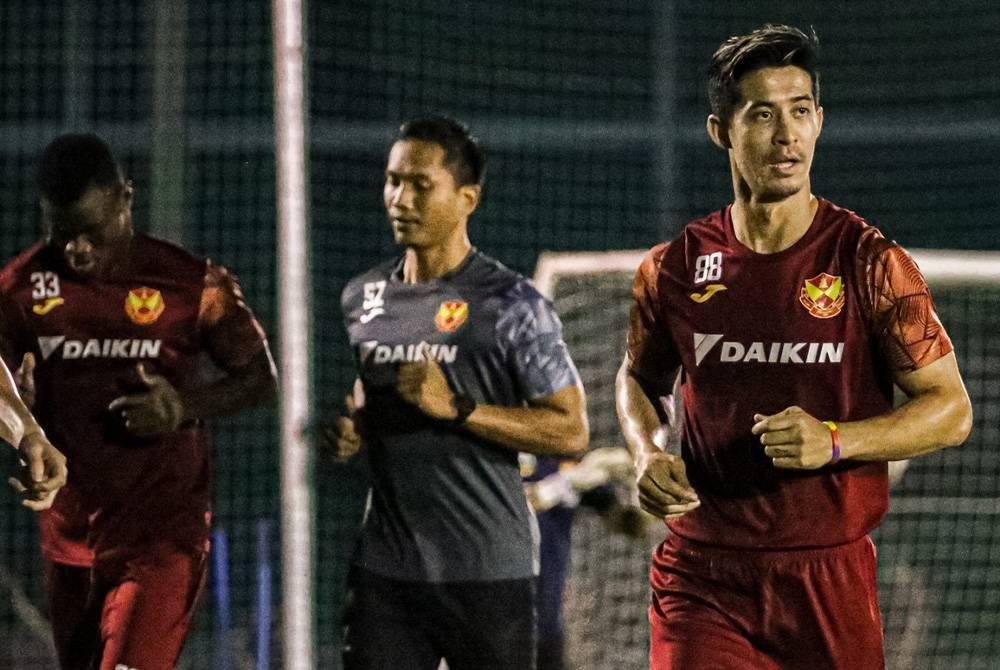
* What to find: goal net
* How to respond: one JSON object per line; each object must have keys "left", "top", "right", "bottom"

{"left": 534, "top": 249, "right": 1000, "bottom": 670}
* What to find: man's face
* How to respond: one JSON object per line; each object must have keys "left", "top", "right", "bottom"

{"left": 42, "top": 184, "right": 133, "bottom": 279}
{"left": 383, "top": 139, "right": 477, "bottom": 248}
{"left": 724, "top": 65, "right": 823, "bottom": 202}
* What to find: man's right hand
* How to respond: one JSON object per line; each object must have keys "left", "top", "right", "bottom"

{"left": 635, "top": 450, "right": 700, "bottom": 520}
{"left": 320, "top": 385, "right": 365, "bottom": 462}
{"left": 13, "top": 352, "right": 36, "bottom": 408}
{"left": 8, "top": 430, "right": 67, "bottom": 511}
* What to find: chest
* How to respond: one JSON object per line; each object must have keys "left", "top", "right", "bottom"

{"left": 346, "top": 278, "right": 504, "bottom": 369}
{"left": 11, "top": 268, "right": 202, "bottom": 358}
{"left": 664, "top": 247, "right": 866, "bottom": 370}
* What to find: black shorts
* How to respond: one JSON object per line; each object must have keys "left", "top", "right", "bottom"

{"left": 343, "top": 567, "right": 536, "bottom": 670}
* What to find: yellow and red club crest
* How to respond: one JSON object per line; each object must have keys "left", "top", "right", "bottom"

{"left": 125, "top": 287, "right": 165, "bottom": 325}
{"left": 434, "top": 300, "right": 468, "bottom": 333}
{"left": 799, "top": 272, "right": 845, "bottom": 318}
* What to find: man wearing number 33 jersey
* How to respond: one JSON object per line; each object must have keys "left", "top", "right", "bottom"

{"left": 0, "top": 134, "right": 276, "bottom": 670}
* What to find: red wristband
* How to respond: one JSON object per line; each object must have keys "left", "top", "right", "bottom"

{"left": 822, "top": 421, "right": 840, "bottom": 464}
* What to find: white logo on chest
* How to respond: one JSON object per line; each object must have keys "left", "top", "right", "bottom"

{"left": 693, "top": 333, "right": 843, "bottom": 366}
{"left": 360, "top": 281, "right": 387, "bottom": 324}
{"left": 37, "top": 337, "right": 163, "bottom": 361}
{"left": 359, "top": 340, "right": 458, "bottom": 364}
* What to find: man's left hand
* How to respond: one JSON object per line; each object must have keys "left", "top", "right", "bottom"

{"left": 752, "top": 406, "right": 834, "bottom": 470}
{"left": 8, "top": 430, "right": 67, "bottom": 511}
{"left": 396, "top": 344, "right": 457, "bottom": 420}
{"left": 108, "top": 363, "right": 185, "bottom": 437}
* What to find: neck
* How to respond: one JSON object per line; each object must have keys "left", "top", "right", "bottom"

{"left": 402, "top": 237, "right": 472, "bottom": 283}
{"left": 731, "top": 189, "right": 818, "bottom": 254}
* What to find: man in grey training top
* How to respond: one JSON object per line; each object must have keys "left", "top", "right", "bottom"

{"left": 328, "top": 116, "right": 589, "bottom": 670}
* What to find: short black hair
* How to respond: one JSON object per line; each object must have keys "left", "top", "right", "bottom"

{"left": 37, "top": 133, "right": 124, "bottom": 206}
{"left": 708, "top": 24, "right": 820, "bottom": 121}
{"left": 398, "top": 116, "right": 486, "bottom": 187}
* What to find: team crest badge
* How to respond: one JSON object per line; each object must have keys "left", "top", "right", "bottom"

{"left": 125, "top": 287, "right": 165, "bottom": 325}
{"left": 434, "top": 300, "right": 468, "bottom": 333}
{"left": 799, "top": 273, "right": 845, "bottom": 318}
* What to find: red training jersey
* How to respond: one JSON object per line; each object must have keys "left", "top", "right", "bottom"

{"left": 627, "top": 198, "right": 952, "bottom": 549}
{"left": 0, "top": 234, "right": 268, "bottom": 565}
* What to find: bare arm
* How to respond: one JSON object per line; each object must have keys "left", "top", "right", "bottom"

{"left": 615, "top": 357, "right": 698, "bottom": 518}
{"left": 180, "top": 347, "right": 278, "bottom": 422}
{"left": 396, "top": 353, "right": 588, "bottom": 458}
{"left": 109, "top": 347, "right": 277, "bottom": 437}
{"left": 753, "top": 352, "right": 972, "bottom": 469}
{"left": 0, "top": 357, "right": 37, "bottom": 448}
{"left": 0, "top": 356, "right": 67, "bottom": 510}
{"left": 458, "top": 384, "right": 588, "bottom": 457}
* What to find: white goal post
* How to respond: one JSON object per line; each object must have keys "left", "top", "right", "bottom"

{"left": 534, "top": 248, "right": 1000, "bottom": 297}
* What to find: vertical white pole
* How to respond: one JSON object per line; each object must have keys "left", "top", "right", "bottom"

{"left": 150, "top": 0, "right": 187, "bottom": 243}
{"left": 272, "top": 1, "right": 314, "bottom": 668}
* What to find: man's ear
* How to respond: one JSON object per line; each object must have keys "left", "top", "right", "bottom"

{"left": 706, "top": 114, "right": 731, "bottom": 150}
{"left": 121, "top": 180, "right": 135, "bottom": 209}
{"left": 459, "top": 183, "right": 481, "bottom": 217}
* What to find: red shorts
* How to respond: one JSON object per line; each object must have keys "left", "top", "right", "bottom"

{"left": 92, "top": 545, "right": 207, "bottom": 670}
{"left": 649, "top": 533, "right": 884, "bottom": 670}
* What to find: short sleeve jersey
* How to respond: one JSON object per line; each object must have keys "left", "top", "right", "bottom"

{"left": 342, "top": 249, "right": 581, "bottom": 582}
{"left": 0, "top": 234, "right": 268, "bottom": 565}
{"left": 627, "top": 199, "right": 953, "bottom": 549}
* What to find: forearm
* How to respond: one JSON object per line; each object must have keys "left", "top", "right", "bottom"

{"left": 181, "top": 349, "right": 277, "bottom": 422}
{"left": 837, "top": 386, "right": 972, "bottom": 462}
{"left": 462, "top": 385, "right": 588, "bottom": 457}
{"left": 615, "top": 359, "right": 664, "bottom": 466}
{"left": 0, "top": 365, "right": 39, "bottom": 447}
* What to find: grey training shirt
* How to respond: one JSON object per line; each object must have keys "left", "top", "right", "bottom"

{"left": 341, "top": 249, "right": 581, "bottom": 582}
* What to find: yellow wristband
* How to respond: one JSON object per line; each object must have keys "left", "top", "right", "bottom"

{"left": 822, "top": 420, "right": 841, "bottom": 464}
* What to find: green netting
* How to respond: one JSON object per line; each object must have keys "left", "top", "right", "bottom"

{"left": 0, "top": 0, "right": 997, "bottom": 668}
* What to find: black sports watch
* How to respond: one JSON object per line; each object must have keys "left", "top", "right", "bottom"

{"left": 452, "top": 393, "right": 477, "bottom": 426}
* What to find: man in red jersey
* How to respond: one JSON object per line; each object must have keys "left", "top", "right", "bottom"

{"left": 0, "top": 133, "right": 277, "bottom": 670}
{"left": 616, "top": 25, "right": 973, "bottom": 670}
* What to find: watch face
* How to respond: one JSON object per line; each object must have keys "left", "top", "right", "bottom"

{"left": 454, "top": 394, "right": 476, "bottom": 424}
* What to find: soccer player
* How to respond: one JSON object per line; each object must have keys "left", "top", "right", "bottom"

{"left": 615, "top": 25, "right": 973, "bottom": 670}
{"left": 0, "top": 133, "right": 277, "bottom": 670}
{"left": 329, "top": 116, "right": 589, "bottom": 670}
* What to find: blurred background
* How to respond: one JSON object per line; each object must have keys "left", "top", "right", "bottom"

{"left": 0, "top": 1, "right": 997, "bottom": 668}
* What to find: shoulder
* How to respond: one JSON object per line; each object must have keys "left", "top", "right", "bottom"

{"left": 341, "top": 257, "right": 400, "bottom": 305}
{"left": 466, "top": 251, "right": 541, "bottom": 306}
{"left": 637, "top": 241, "right": 672, "bottom": 279}
{"left": 133, "top": 234, "right": 207, "bottom": 279}
{"left": 458, "top": 251, "right": 560, "bottom": 333}
{"left": 816, "top": 198, "right": 891, "bottom": 253}
{"left": 462, "top": 250, "right": 524, "bottom": 292}
{"left": 816, "top": 199, "right": 902, "bottom": 270}
{"left": 655, "top": 208, "right": 727, "bottom": 272}
{"left": 0, "top": 242, "right": 47, "bottom": 291}
{"left": 680, "top": 208, "right": 728, "bottom": 243}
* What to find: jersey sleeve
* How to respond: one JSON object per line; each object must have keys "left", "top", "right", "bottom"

{"left": 500, "top": 284, "right": 581, "bottom": 400}
{"left": 858, "top": 235, "right": 953, "bottom": 373}
{"left": 626, "top": 243, "right": 681, "bottom": 398}
{"left": 198, "top": 262, "right": 269, "bottom": 372}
